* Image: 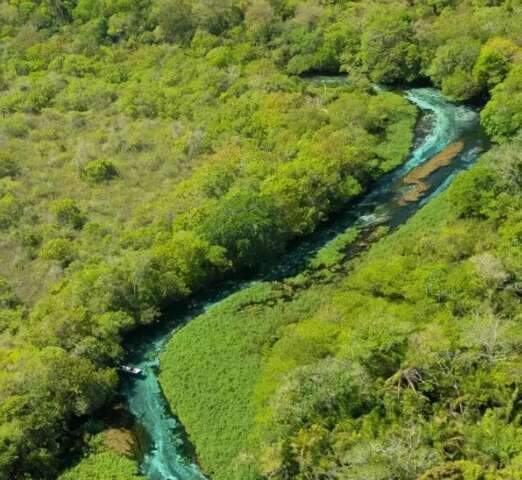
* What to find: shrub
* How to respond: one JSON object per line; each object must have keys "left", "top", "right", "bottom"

{"left": 54, "top": 79, "right": 116, "bottom": 112}
{"left": 1, "top": 115, "right": 30, "bottom": 138}
{"left": 0, "top": 277, "right": 20, "bottom": 309}
{"left": 0, "top": 193, "right": 22, "bottom": 230}
{"left": 0, "top": 154, "right": 20, "bottom": 178}
{"left": 82, "top": 160, "right": 118, "bottom": 183}
{"left": 39, "top": 238, "right": 76, "bottom": 266}
{"left": 50, "top": 198, "right": 86, "bottom": 229}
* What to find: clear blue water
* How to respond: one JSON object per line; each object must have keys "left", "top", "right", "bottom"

{"left": 121, "top": 87, "right": 488, "bottom": 480}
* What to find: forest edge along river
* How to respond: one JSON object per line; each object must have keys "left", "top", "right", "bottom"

{"left": 120, "top": 85, "right": 488, "bottom": 480}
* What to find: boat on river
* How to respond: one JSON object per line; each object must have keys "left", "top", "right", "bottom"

{"left": 119, "top": 365, "right": 144, "bottom": 376}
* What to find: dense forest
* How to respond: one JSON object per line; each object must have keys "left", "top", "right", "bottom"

{"left": 0, "top": 0, "right": 521, "bottom": 479}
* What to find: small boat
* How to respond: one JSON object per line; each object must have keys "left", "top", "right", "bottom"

{"left": 119, "top": 365, "right": 144, "bottom": 376}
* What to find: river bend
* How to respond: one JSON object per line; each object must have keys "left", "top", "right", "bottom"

{"left": 121, "top": 87, "right": 487, "bottom": 480}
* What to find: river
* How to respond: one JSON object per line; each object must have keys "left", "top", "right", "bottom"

{"left": 121, "top": 86, "right": 488, "bottom": 480}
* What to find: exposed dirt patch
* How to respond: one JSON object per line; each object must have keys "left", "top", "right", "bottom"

{"left": 103, "top": 427, "right": 139, "bottom": 457}
{"left": 97, "top": 403, "right": 141, "bottom": 458}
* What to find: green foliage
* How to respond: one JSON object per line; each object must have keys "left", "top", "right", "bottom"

{"left": 417, "top": 461, "right": 485, "bottom": 480}
{"left": 0, "top": 347, "right": 116, "bottom": 479}
{"left": 0, "top": 0, "right": 521, "bottom": 478}
{"left": 0, "top": 193, "right": 22, "bottom": 230}
{"left": 1, "top": 114, "right": 31, "bottom": 138}
{"left": 481, "top": 65, "right": 522, "bottom": 141}
{"left": 0, "top": 155, "right": 20, "bottom": 179}
{"left": 159, "top": 142, "right": 522, "bottom": 480}
{"left": 50, "top": 198, "right": 87, "bottom": 229}
{"left": 197, "top": 190, "right": 287, "bottom": 269}
{"left": 309, "top": 228, "right": 359, "bottom": 270}
{"left": 448, "top": 164, "right": 498, "bottom": 219}
{"left": 160, "top": 283, "right": 326, "bottom": 479}
{"left": 0, "top": 277, "right": 20, "bottom": 310}
{"left": 153, "top": 0, "right": 194, "bottom": 42}
{"left": 58, "top": 435, "right": 145, "bottom": 480}
{"left": 39, "top": 238, "right": 76, "bottom": 266}
{"left": 361, "top": 5, "right": 419, "bottom": 83}
{"left": 0, "top": 277, "right": 24, "bottom": 333}
{"left": 59, "top": 452, "right": 145, "bottom": 479}
{"left": 473, "top": 37, "right": 521, "bottom": 88}
{"left": 55, "top": 79, "right": 117, "bottom": 112}
{"left": 150, "top": 230, "right": 229, "bottom": 298}
{"left": 82, "top": 159, "right": 118, "bottom": 183}
{"left": 428, "top": 37, "right": 482, "bottom": 100}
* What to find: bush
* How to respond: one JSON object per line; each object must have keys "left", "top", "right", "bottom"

{"left": 23, "top": 78, "right": 62, "bottom": 112}
{"left": 0, "top": 277, "right": 20, "bottom": 309}
{"left": 1, "top": 115, "right": 30, "bottom": 138}
{"left": 50, "top": 198, "right": 86, "bottom": 229}
{"left": 449, "top": 165, "right": 498, "bottom": 219}
{"left": 0, "top": 155, "right": 20, "bottom": 178}
{"left": 55, "top": 79, "right": 116, "bottom": 112}
{"left": 39, "top": 238, "right": 76, "bottom": 266}
{"left": 82, "top": 160, "right": 118, "bottom": 183}
{"left": 197, "top": 190, "right": 287, "bottom": 269}
{"left": 0, "top": 193, "right": 22, "bottom": 230}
